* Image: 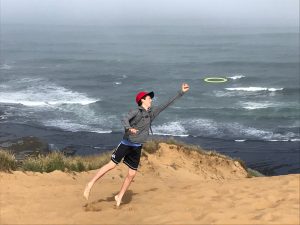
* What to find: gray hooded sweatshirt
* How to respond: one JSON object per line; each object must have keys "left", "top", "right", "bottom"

{"left": 121, "top": 89, "right": 185, "bottom": 144}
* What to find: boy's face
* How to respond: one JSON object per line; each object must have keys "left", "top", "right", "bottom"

{"left": 142, "top": 95, "right": 152, "bottom": 109}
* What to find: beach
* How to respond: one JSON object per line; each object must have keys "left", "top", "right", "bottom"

{"left": 1, "top": 143, "right": 299, "bottom": 224}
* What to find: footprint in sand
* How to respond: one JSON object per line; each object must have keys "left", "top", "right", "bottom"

{"left": 252, "top": 213, "right": 279, "bottom": 222}
{"left": 145, "top": 188, "right": 158, "bottom": 192}
{"left": 83, "top": 203, "right": 102, "bottom": 212}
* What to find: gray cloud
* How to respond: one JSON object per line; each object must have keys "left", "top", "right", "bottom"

{"left": 1, "top": 0, "right": 299, "bottom": 26}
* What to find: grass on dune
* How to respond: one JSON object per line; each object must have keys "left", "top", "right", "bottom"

{"left": 0, "top": 149, "right": 111, "bottom": 173}
{"left": 0, "top": 138, "right": 263, "bottom": 176}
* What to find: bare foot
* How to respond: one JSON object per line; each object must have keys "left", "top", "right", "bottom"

{"left": 115, "top": 195, "right": 122, "bottom": 207}
{"left": 83, "top": 183, "right": 92, "bottom": 200}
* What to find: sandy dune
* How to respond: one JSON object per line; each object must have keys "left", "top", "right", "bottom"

{"left": 1, "top": 143, "right": 299, "bottom": 224}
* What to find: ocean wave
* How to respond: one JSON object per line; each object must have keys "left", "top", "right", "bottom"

{"left": 113, "top": 82, "right": 122, "bottom": 86}
{"left": 54, "top": 103, "right": 118, "bottom": 128}
{"left": 43, "top": 119, "right": 112, "bottom": 133}
{"left": 214, "top": 91, "right": 239, "bottom": 97}
{"left": 39, "top": 116, "right": 300, "bottom": 141}
{"left": 153, "top": 132, "right": 189, "bottom": 137}
{"left": 0, "top": 114, "right": 8, "bottom": 120}
{"left": 227, "top": 75, "right": 245, "bottom": 80}
{"left": 0, "top": 84, "right": 9, "bottom": 89}
{"left": 282, "top": 87, "right": 300, "bottom": 95}
{"left": 214, "top": 87, "right": 284, "bottom": 97}
{"left": 235, "top": 139, "right": 300, "bottom": 142}
{"left": 268, "top": 139, "right": 289, "bottom": 142}
{"left": 0, "top": 64, "right": 12, "bottom": 70}
{"left": 225, "top": 87, "right": 283, "bottom": 92}
{"left": 239, "top": 101, "right": 281, "bottom": 110}
{"left": 152, "top": 121, "right": 188, "bottom": 136}
{"left": 208, "top": 61, "right": 298, "bottom": 67}
{"left": 0, "top": 78, "right": 99, "bottom": 106}
{"left": 166, "top": 118, "right": 300, "bottom": 141}
{"left": 291, "top": 139, "right": 300, "bottom": 142}
{"left": 0, "top": 100, "right": 97, "bottom": 107}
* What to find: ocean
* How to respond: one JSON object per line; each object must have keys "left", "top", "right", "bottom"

{"left": 0, "top": 24, "right": 299, "bottom": 175}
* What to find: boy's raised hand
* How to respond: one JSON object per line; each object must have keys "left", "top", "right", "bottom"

{"left": 182, "top": 83, "right": 190, "bottom": 93}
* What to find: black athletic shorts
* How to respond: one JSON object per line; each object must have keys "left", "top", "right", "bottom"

{"left": 111, "top": 143, "right": 143, "bottom": 170}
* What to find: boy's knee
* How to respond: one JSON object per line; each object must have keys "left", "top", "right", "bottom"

{"left": 108, "top": 161, "right": 117, "bottom": 169}
{"left": 127, "top": 169, "right": 136, "bottom": 179}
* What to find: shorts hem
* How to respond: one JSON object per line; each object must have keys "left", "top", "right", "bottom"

{"left": 111, "top": 158, "right": 119, "bottom": 165}
{"left": 123, "top": 160, "right": 138, "bottom": 170}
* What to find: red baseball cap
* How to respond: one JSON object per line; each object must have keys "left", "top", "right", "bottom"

{"left": 135, "top": 91, "right": 154, "bottom": 104}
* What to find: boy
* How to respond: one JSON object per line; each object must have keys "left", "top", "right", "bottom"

{"left": 83, "top": 83, "right": 190, "bottom": 207}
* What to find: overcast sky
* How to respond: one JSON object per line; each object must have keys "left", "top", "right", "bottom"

{"left": 1, "top": 0, "right": 299, "bottom": 26}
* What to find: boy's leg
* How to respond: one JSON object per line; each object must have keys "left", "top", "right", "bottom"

{"left": 115, "top": 167, "right": 137, "bottom": 207}
{"left": 83, "top": 143, "right": 129, "bottom": 200}
{"left": 114, "top": 145, "right": 142, "bottom": 206}
{"left": 83, "top": 160, "right": 116, "bottom": 200}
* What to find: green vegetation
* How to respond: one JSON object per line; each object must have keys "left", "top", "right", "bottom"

{"left": 247, "top": 168, "right": 265, "bottom": 177}
{"left": 143, "top": 138, "right": 205, "bottom": 154}
{"left": 0, "top": 138, "right": 263, "bottom": 176}
{"left": 0, "top": 149, "right": 111, "bottom": 173}
{"left": 0, "top": 150, "right": 17, "bottom": 172}
{"left": 144, "top": 138, "right": 227, "bottom": 158}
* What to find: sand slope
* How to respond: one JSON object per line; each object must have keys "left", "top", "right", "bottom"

{"left": 1, "top": 143, "right": 299, "bottom": 224}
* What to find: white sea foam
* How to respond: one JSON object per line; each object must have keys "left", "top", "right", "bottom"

{"left": 227, "top": 75, "right": 245, "bottom": 80}
{"left": 183, "top": 118, "right": 298, "bottom": 141}
{"left": 215, "top": 87, "right": 284, "bottom": 97}
{"left": 0, "top": 84, "right": 9, "bottom": 89}
{"left": 291, "top": 139, "right": 300, "bottom": 142}
{"left": 214, "top": 91, "right": 236, "bottom": 97}
{"left": 44, "top": 119, "right": 112, "bottom": 133}
{"left": 0, "top": 64, "right": 12, "bottom": 70}
{"left": 292, "top": 121, "right": 300, "bottom": 127}
{"left": 152, "top": 121, "right": 188, "bottom": 136}
{"left": 226, "top": 87, "right": 283, "bottom": 92}
{"left": 41, "top": 106, "right": 116, "bottom": 133}
{"left": 239, "top": 101, "right": 280, "bottom": 110}
{"left": 153, "top": 132, "right": 189, "bottom": 137}
{"left": 55, "top": 103, "right": 118, "bottom": 128}
{"left": 268, "top": 139, "right": 289, "bottom": 142}
{"left": 0, "top": 99, "right": 97, "bottom": 106}
{"left": 90, "top": 129, "right": 112, "bottom": 134}
{"left": 0, "top": 78, "right": 99, "bottom": 106}
{"left": 0, "top": 115, "right": 7, "bottom": 120}
{"left": 268, "top": 88, "right": 284, "bottom": 92}
{"left": 235, "top": 139, "right": 246, "bottom": 142}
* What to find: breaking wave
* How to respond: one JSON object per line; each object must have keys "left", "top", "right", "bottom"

{"left": 225, "top": 87, "right": 283, "bottom": 92}
{"left": 0, "top": 78, "right": 99, "bottom": 106}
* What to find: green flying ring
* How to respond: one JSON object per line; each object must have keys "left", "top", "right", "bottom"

{"left": 204, "top": 77, "right": 228, "bottom": 83}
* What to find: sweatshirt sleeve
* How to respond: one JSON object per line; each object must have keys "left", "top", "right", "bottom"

{"left": 150, "top": 90, "right": 185, "bottom": 120}
{"left": 121, "top": 109, "right": 139, "bottom": 130}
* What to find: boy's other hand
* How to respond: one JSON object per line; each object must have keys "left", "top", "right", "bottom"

{"left": 129, "top": 128, "right": 139, "bottom": 134}
{"left": 182, "top": 83, "right": 190, "bottom": 93}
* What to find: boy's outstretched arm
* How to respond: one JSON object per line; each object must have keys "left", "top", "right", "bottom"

{"left": 150, "top": 83, "right": 190, "bottom": 120}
